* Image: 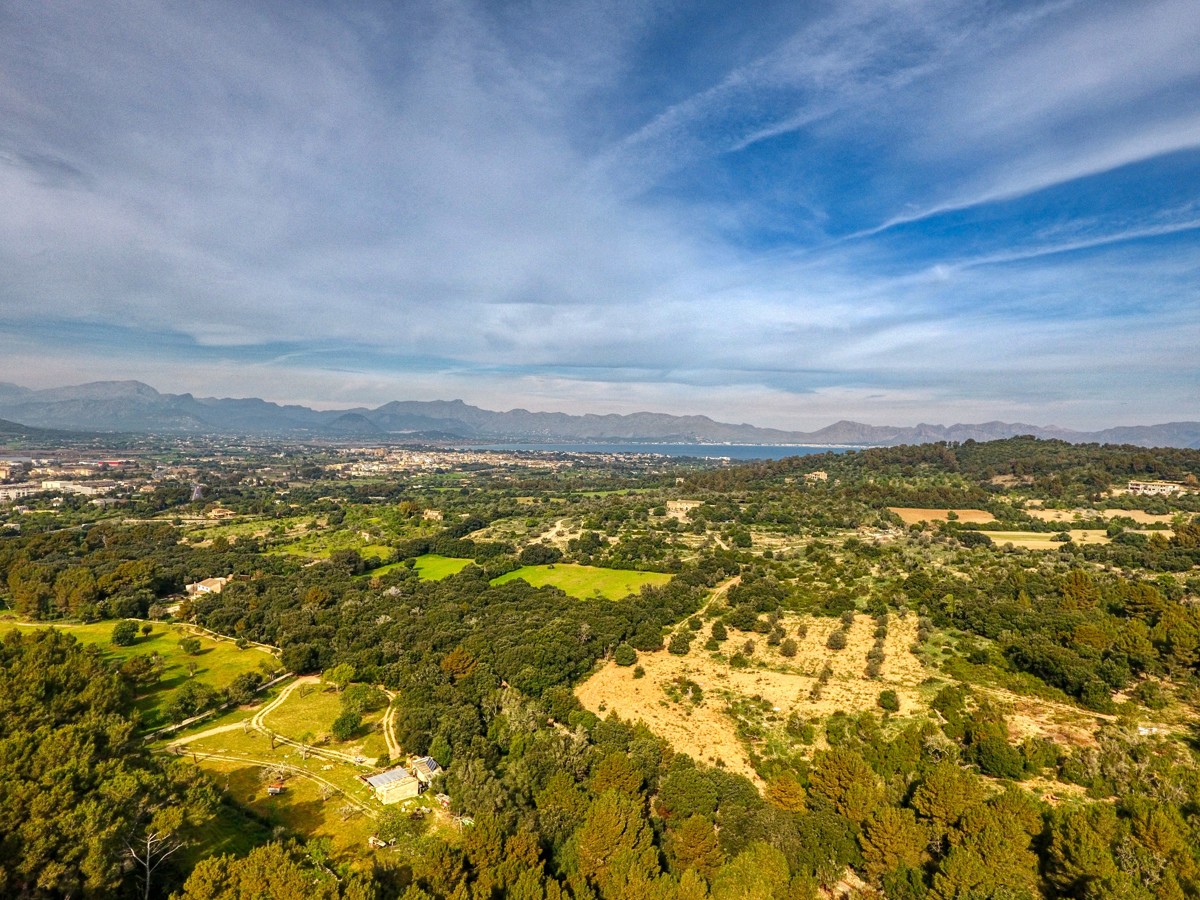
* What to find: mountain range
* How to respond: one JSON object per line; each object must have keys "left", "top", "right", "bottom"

{"left": 0, "top": 381, "right": 1197, "bottom": 448}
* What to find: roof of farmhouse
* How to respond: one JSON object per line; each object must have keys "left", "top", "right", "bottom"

{"left": 365, "top": 767, "right": 413, "bottom": 789}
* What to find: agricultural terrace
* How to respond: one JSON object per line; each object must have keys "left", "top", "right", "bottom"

{"left": 491, "top": 563, "right": 673, "bottom": 600}
{"left": 0, "top": 618, "right": 276, "bottom": 730}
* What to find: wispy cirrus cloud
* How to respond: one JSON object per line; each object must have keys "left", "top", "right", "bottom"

{"left": 0, "top": 0, "right": 1197, "bottom": 429}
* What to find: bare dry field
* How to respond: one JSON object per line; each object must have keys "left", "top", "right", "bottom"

{"left": 1027, "top": 508, "right": 1174, "bottom": 526}
{"left": 576, "top": 613, "right": 932, "bottom": 784}
{"left": 888, "top": 507, "right": 996, "bottom": 525}
{"left": 980, "top": 529, "right": 1110, "bottom": 549}
{"left": 666, "top": 499, "right": 701, "bottom": 521}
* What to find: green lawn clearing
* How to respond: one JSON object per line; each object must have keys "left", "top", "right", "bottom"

{"left": 262, "top": 682, "right": 389, "bottom": 761}
{"left": 367, "top": 554, "right": 473, "bottom": 580}
{"left": 490, "top": 563, "right": 672, "bottom": 600}
{"left": 0, "top": 619, "right": 277, "bottom": 730}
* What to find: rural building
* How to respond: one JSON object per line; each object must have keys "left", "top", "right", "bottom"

{"left": 186, "top": 577, "right": 230, "bottom": 595}
{"left": 364, "top": 766, "right": 421, "bottom": 804}
{"left": 1128, "top": 480, "right": 1183, "bottom": 496}
{"left": 410, "top": 756, "right": 442, "bottom": 785}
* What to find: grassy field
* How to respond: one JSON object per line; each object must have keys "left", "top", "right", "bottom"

{"left": 414, "top": 554, "right": 473, "bottom": 580}
{"left": 368, "top": 554, "right": 473, "bottom": 580}
{"left": 0, "top": 619, "right": 275, "bottom": 729}
{"left": 262, "top": 681, "right": 389, "bottom": 761}
{"left": 491, "top": 563, "right": 672, "bottom": 600}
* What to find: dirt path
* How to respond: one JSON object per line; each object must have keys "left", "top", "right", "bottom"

{"left": 251, "top": 676, "right": 374, "bottom": 768}
{"left": 250, "top": 674, "right": 320, "bottom": 730}
{"left": 166, "top": 721, "right": 249, "bottom": 748}
{"left": 381, "top": 690, "right": 402, "bottom": 760}
{"left": 183, "top": 750, "right": 376, "bottom": 816}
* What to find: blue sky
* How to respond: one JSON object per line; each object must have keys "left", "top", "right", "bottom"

{"left": 1, "top": 0, "right": 1198, "bottom": 429}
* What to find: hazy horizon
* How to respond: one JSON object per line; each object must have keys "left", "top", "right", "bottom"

{"left": 2, "top": 2, "right": 1199, "bottom": 431}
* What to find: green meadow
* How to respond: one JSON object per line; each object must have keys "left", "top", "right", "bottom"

{"left": 367, "top": 554, "right": 474, "bottom": 580}
{"left": 490, "top": 563, "right": 672, "bottom": 600}
{"left": 0, "top": 619, "right": 275, "bottom": 729}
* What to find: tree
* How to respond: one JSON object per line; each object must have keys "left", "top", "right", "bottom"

{"left": 910, "top": 762, "right": 989, "bottom": 834}
{"left": 323, "top": 662, "right": 355, "bottom": 692}
{"left": 175, "top": 842, "right": 346, "bottom": 899}
{"left": 112, "top": 619, "right": 139, "bottom": 646}
{"left": 575, "top": 791, "right": 660, "bottom": 892}
{"left": 54, "top": 566, "right": 98, "bottom": 617}
{"left": 178, "top": 637, "right": 202, "bottom": 655}
{"left": 332, "top": 710, "right": 362, "bottom": 741}
{"left": 858, "top": 807, "right": 926, "bottom": 884}
{"left": 615, "top": 643, "right": 638, "bottom": 666}
{"left": 590, "top": 752, "right": 643, "bottom": 796}
{"left": 806, "top": 748, "right": 882, "bottom": 823}
{"left": 666, "top": 815, "right": 724, "bottom": 878}
{"left": 764, "top": 773, "right": 806, "bottom": 812}
{"left": 711, "top": 842, "right": 790, "bottom": 900}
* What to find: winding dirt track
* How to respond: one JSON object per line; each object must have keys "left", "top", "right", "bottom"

{"left": 182, "top": 750, "right": 376, "bottom": 816}
{"left": 381, "top": 690, "right": 402, "bottom": 760}
{"left": 169, "top": 675, "right": 375, "bottom": 768}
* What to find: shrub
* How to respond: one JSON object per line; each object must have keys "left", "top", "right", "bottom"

{"left": 840, "top": 610, "right": 856, "bottom": 626}
{"left": 877, "top": 690, "right": 900, "bottom": 713}
{"left": 614, "top": 644, "right": 638, "bottom": 667}
{"left": 110, "top": 620, "right": 138, "bottom": 647}
{"left": 687, "top": 617, "right": 703, "bottom": 631}
{"left": 826, "top": 630, "right": 848, "bottom": 651}
{"left": 969, "top": 737, "right": 1025, "bottom": 779}
{"left": 1131, "top": 681, "right": 1169, "bottom": 710}
{"left": 633, "top": 666, "right": 645, "bottom": 679}
{"left": 331, "top": 710, "right": 362, "bottom": 742}
{"left": 668, "top": 633, "right": 692, "bottom": 655}
{"left": 711, "top": 621, "right": 728, "bottom": 641}
{"left": 226, "top": 672, "right": 264, "bottom": 705}
{"left": 780, "top": 638, "right": 798, "bottom": 658}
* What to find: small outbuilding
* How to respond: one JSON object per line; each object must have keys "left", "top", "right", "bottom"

{"left": 410, "top": 756, "right": 442, "bottom": 785}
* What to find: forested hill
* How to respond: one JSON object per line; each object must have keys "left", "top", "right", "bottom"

{"left": 689, "top": 437, "right": 1200, "bottom": 494}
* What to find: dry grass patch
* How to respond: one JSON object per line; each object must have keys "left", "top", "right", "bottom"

{"left": 889, "top": 508, "right": 996, "bottom": 525}
{"left": 665, "top": 500, "right": 701, "bottom": 521}
{"left": 980, "top": 530, "right": 1109, "bottom": 549}
{"left": 576, "top": 613, "right": 934, "bottom": 785}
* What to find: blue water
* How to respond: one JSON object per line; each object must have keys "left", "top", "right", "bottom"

{"left": 457, "top": 442, "right": 854, "bottom": 460}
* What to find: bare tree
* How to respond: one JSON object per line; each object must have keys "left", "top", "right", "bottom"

{"left": 124, "top": 807, "right": 186, "bottom": 900}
